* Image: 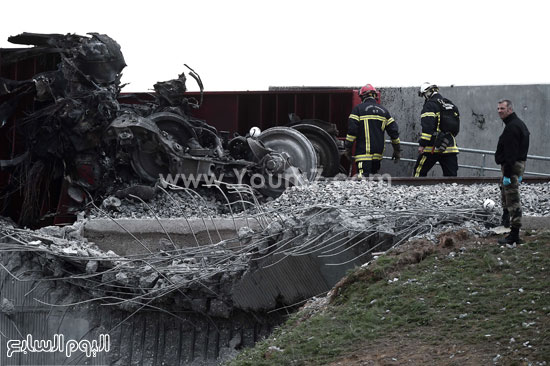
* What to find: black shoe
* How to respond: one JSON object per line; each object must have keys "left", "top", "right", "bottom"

{"left": 501, "top": 210, "right": 510, "bottom": 228}
{"left": 498, "top": 228, "right": 522, "bottom": 245}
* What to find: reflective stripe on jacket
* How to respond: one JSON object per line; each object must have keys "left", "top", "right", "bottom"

{"left": 346, "top": 98, "right": 400, "bottom": 161}
{"left": 419, "top": 93, "right": 459, "bottom": 154}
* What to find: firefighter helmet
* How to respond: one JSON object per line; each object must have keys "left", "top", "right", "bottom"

{"left": 418, "top": 82, "right": 438, "bottom": 97}
{"left": 359, "top": 84, "right": 377, "bottom": 99}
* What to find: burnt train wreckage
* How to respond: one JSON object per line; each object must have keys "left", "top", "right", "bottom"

{"left": 0, "top": 32, "right": 343, "bottom": 226}
{"left": 2, "top": 33, "right": 535, "bottom": 365}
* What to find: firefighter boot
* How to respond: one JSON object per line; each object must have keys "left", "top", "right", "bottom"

{"left": 498, "top": 227, "right": 522, "bottom": 245}
{"left": 501, "top": 209, "right": 510, "bottom": 228}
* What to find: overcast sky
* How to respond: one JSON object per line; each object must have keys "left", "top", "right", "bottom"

{"left": 2, "top": 0, "right": 548, "bottom": 92}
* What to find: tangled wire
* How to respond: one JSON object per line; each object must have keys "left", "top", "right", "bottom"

{"left": 0, "top": 180, "right": 499, "bottom": 317}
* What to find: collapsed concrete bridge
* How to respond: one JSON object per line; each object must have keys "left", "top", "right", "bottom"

{"left": 2, "top": 177, "right": 550, "bottom": 365}
{"left": 0, "top": 204, "right": 397, "bottom": 365}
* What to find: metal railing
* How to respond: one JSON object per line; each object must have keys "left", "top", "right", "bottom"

{"left": 384, "top": 140, "right": 550, "bottom": 177}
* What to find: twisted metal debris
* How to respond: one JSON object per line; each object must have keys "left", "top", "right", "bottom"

{"left": 0, "top": 179, "right": 517, "bottom": 315}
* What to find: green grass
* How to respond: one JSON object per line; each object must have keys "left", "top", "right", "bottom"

{"left": 227, "top": 232, "right": 550, "bottom": 365}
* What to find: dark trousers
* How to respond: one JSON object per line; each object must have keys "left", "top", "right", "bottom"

{"left": 356, "top": 160, "right": 381, "bottom": 177}
{"left": 413, "top": 153, "right": 458, "bottom": 177}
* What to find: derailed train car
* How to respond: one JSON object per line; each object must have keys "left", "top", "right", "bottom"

{"left": 0, "top": 32, "right": 349, "bottom": 227}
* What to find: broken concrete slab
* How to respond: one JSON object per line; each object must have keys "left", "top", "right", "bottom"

{"left": 83, "top": 217, "right": 264, "bottom": 255}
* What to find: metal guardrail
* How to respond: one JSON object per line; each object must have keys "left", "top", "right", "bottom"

{"left": 384, "top": 140, "right": 550, "bottom": 177}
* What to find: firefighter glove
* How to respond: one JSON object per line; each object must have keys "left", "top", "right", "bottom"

{"left": 502, "top": 176, "right": 511, "bottom": 186}
{"left": 343, "top": 140, "right": 353, "bottom": 160}
{"left": 439, "top": 136, "right": 450, "bottom": 152}
{"left": 434, "top": 132, "right": 450, "bottom": 152}
{"left": 391, "top": 143, "right": 401, "bottom": 163}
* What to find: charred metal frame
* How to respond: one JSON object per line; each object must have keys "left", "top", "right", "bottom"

{"left": 0, "top": 32, "right": 346, "bottom": 227}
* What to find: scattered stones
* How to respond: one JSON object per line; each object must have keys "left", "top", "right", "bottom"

{"left": 0, "top": 298, "right": 15, "bottom": 316}
{"left": 268, "top": 181, "right": 549, "bottom": 218}
{"left": 85, "top": 260, "right": 99, "bottom": 274}
{"left": 87, "top": 182, "right": 549, "bottom": 246}
{"left": 1, "top": 180, "right": 548, "bottom": 316}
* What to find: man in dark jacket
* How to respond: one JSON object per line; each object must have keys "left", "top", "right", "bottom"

{"left": 345, "top": 84, "right": 401, "bottom": 177}
{"left": 413, "top": 83, "right": 460, "bottom": 177}
{"left": 495, "top": 99, "right": 530, "bottom": 244}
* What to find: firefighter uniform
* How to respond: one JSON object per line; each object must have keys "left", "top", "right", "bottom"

{"left": 413, "top": 93, "right": 459, "bottom": 177}
{"left": 345, "top": 99, "right": 400, "bottom": 177}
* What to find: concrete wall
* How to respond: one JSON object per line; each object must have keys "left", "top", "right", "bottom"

{"left": 375, "top": 84, "right": 550, "bottom": 177}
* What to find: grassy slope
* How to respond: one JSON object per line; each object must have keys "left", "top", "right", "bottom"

{"left": 228, "top": 230, "right": 550, "bottom": 366}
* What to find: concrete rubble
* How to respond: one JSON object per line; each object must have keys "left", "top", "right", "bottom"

{"left": 90, "top": 178, "right": 550, "bottom": 220}
{"left": 1, "top": 180, "right": 549, "bottom": 365}
{"left": 2, "top": 180, "right": 549, "bottom": 312}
